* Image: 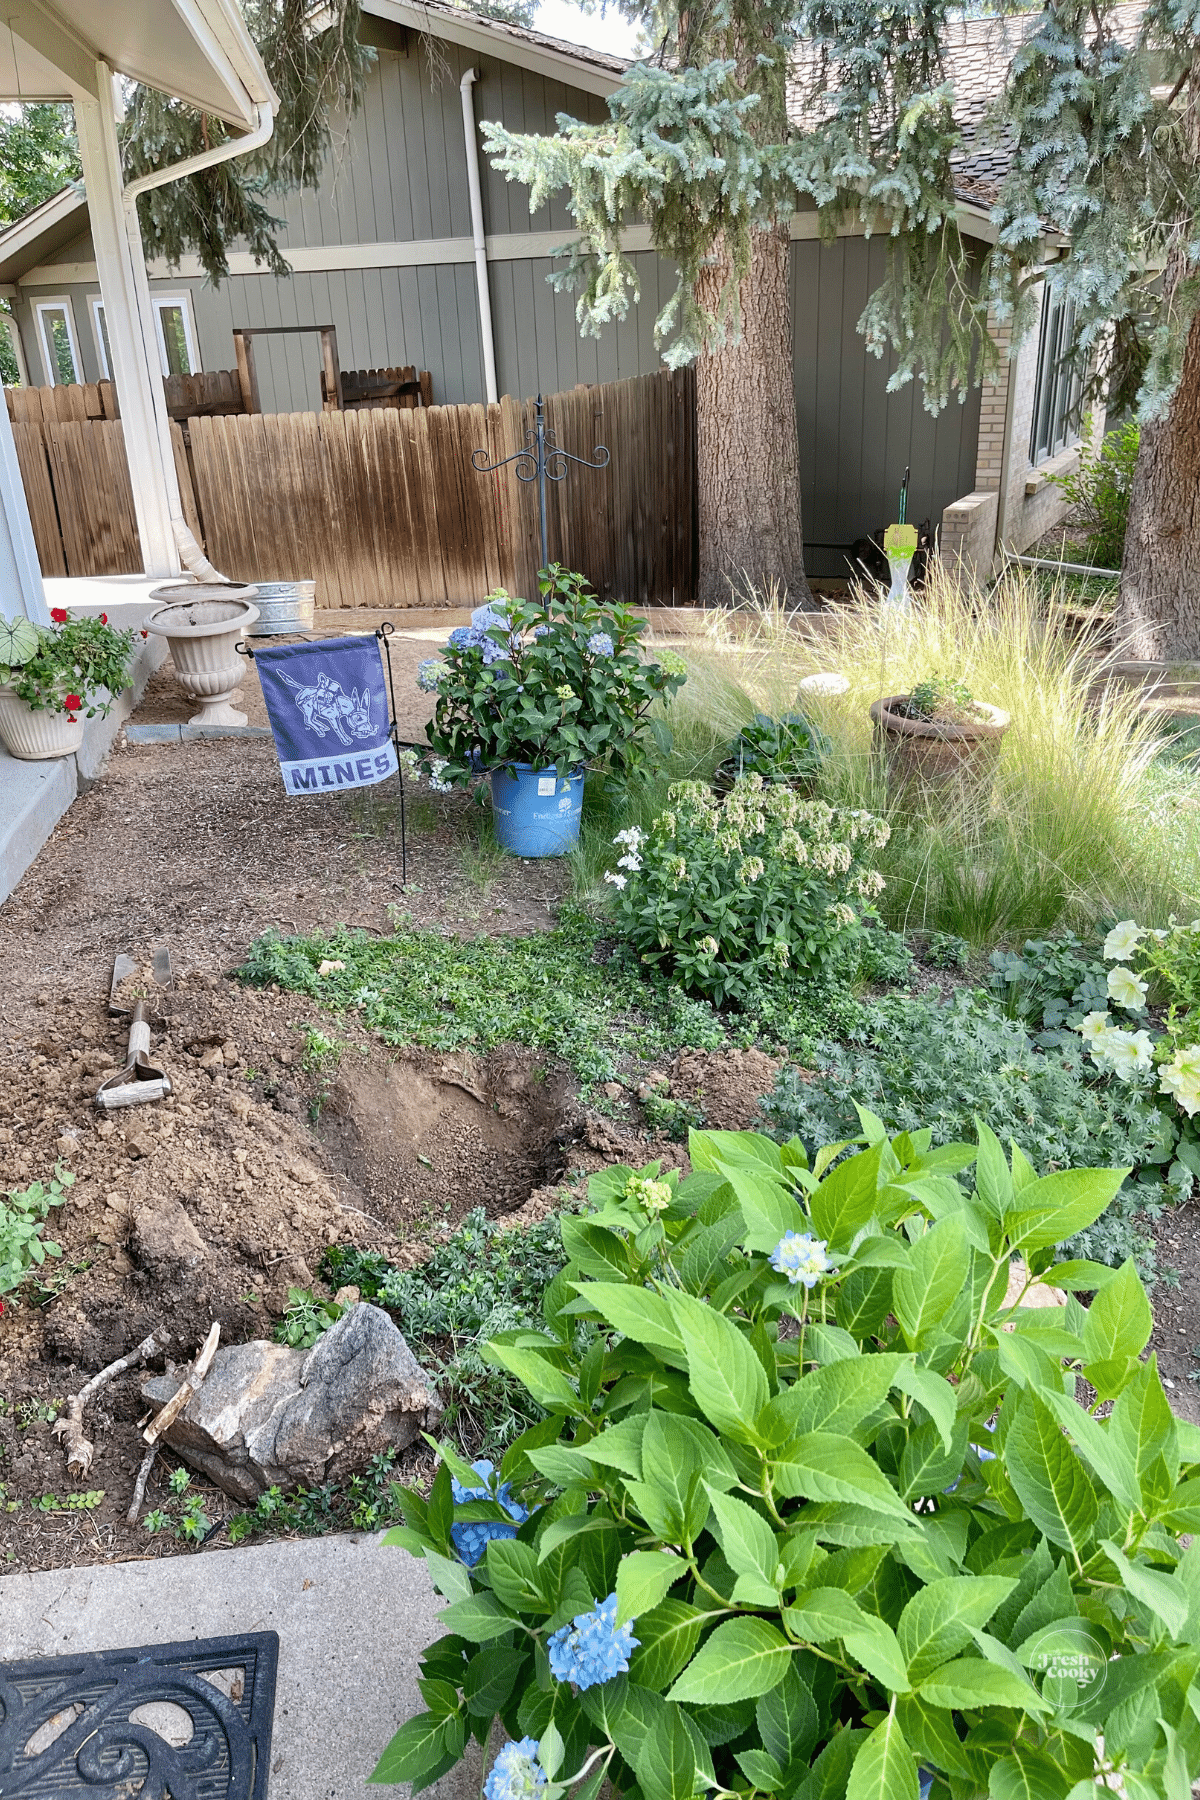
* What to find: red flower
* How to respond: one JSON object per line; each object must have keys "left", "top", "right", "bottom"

{"left": 64, "top": 694, "right": 81, "bottom": 712}
{"left": 141, "top": 629, "right": 148, "bottom": 639}
{"left": 50, "top": 606, "right": 67, "bottom": 624}
{"left": 99, "top": 612, "right": 108, "bottom": 624}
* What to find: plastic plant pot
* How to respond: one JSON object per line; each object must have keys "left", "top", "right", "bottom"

{"left": 490, "top": 762, "right": 585, "bottom": 856}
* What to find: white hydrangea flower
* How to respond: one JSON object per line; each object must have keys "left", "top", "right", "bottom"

{"left": 1160, "top": 1045, "right": 1200, "bottom": 1116}
{"left": 1107, "top": 964, "right": 1148, "bottom": 1010}
{"left": 1103, "top": 920, "right": 1143, "bottom": 961}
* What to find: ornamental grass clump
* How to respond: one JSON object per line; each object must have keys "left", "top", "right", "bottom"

{"left": 601, "top": 775, "right": 888, "bottom": 1003}
{"left": 373, "top": 1123, "right": 1200, "bottom": 1800}
{"left": 419, "top": 565, "right": 685, "bottom": 787}
{"left": 685, "top": 563, "right": 1200, "bottom": 942}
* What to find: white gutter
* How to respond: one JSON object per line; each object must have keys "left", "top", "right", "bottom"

{"left": 460, "top": 69, "right": 499, "bottom": 405}
{"left": 124, "top": 99, "right": 275, "bottom": 206}
{"left": 122, "top": 100, "right": 275, "bottom": 577}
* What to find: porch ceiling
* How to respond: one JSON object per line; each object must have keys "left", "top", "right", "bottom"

{"left": 0, "top": 0, "right": 274, "bottom": 123}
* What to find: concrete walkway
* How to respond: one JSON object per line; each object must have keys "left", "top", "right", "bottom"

{"left": 0, "top": 1532, "right": 481, "bottom": 1800}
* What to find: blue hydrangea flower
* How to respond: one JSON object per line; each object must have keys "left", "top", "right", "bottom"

{"left": 448, "top": 625, "right": 480, "bottom": 650}
{"left": 450, "top": 1459, "right": 529, "bottom": 1566}
{"left": 481, "top": 637, "right": 510, "bottom": 666}
{"left": 769, "top": 1231, "right": 834, "bottom": 1289}
{"left": 484, "top": 1739, "right": 546, "bottom": 1800}
{"left": 416, "top": 658, "right": 443, "bottom": 693}
{"left": 546, "top": 1592, "right": 638, "bottom": 1690}
{"left": 587, "top": 631, "right": 614, "bottom": 657}
{"left": 533, "top": 624, "right": 550, "bottom": 640}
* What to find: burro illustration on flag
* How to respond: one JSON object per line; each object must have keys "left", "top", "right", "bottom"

{"left": 256, "top": 636, "right": 399, "bottom": 796}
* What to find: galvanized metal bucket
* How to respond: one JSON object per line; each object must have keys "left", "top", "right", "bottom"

{"left": 247, "top": 579, "right": 316, "bottom": 636}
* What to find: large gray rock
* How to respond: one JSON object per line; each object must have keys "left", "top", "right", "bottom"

{"left": 141, "top": 1303, "right": 442, "bottom": 1503}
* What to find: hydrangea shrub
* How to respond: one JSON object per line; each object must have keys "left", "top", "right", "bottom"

{"left": 373, "top": 1125, "right": 1200, "bottom": 1800}
{"left": 418, "top": 565, "right": 685, "bottom": 786}
{"left": 603, "top": 777, "right": 889, "bottom": 1003}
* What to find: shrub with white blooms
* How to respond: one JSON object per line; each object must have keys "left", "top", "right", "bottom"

{"left": 602, "top": 776, "right": 888, "bottom": 1004}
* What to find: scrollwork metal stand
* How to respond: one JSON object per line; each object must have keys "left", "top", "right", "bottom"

{"left": 471, "top": 393, "right": 610, "bottom": 576}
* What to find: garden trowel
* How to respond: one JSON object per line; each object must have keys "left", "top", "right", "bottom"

{"left": 95, "top": 1000, "right": 172, "bottom": 1109}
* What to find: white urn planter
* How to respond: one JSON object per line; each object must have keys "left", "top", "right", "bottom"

{"left": 0, "top": 685, "right": 83, "bottom": 760}
{"left": 146, "top": 584, "right": 260, "bottom": 727}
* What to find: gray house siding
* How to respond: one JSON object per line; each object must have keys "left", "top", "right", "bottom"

{"left": 793, "top": 236, "right": 984, "bottom": 577}
{"left": 10, "top": 29, "right": 982, "bottom": 576}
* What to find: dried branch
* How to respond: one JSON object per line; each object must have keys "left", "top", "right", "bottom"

{"left": 142, "top": 1321, "right": 220, "bottom": 1447}
{"left": 52, "top": 1327, "right": 170, "bottom": 1479}
{"left": 127, "top": 1320, "right": 222, "bottom": 1526}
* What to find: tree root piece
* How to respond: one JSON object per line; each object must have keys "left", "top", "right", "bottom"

{"left": 52, "top": 1328, "right": 170, "bottom": 1480}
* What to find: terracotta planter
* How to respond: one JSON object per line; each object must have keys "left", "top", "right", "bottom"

{"left": 0, "top": 685, "right": 83, "bottom": 760}
{"left": 145, "top": 584, "right": 260, "bottom": 727}
{"left": 869, "top": 693, "right": 1009, "bottom": 803}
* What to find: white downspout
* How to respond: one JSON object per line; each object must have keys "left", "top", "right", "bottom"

{"left": 123, "top": 101, "right": 275, "bottom": 579}
{"left": 460, "top": 69, "right": 499, "bottom": 405}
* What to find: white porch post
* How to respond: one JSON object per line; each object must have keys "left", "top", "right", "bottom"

{"left": 0, "top": 398, "right": 48, "bottom": 622}
{"left": 73, "top": 63, "right": 181, "bottom": 579}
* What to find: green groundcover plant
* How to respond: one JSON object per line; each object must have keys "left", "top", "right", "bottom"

{"left": 602, "top": 778, "right": 890, "bottom": 1005}
{"left": 418, "top": 566, "right": 686, "bottom": 787}
{"left": 717, "top": 715, "right": 831, "bottom": 790}
{"left": 373, "top": 1123, "right": 1200, "bottom": 1799}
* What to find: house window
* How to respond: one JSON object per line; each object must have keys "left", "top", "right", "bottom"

{"left": 0, "top": 311, "right": 26, "bottom": 385}
{"left": 152, "top": 294, "right": 201, "bottom": 378}
{"left": 1029, "top": 281, "right": 1084, "bottom": 465}
{"left": 91, "top": 293, "right": 202, "bottom": 381}
{"left": 90, "top": 295, "right": 112, "bottom": 379}
{"left": 33, "top": 297, "right": 81, "bottom": 386}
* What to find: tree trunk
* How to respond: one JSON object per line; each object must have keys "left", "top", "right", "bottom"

{"left": 1116, "top": 292, "right": 1200, "bottom": 660}
{"left": 694, "top": 222, "right": 813, "bottom": 609}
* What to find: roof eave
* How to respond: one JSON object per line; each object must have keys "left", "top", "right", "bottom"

{"left": 361, "top": 0, "right": 626, "bottom": 96}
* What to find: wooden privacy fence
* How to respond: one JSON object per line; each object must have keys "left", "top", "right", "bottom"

{"left": 6, "top": 367, "right": 697, "bottom": 606}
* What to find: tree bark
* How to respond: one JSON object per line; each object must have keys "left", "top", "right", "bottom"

{"left": 694, "top": 222, "right": 813, "bottom": 609}
{"left": 1116, "top": 293, "right": 1200, "bottom": 660}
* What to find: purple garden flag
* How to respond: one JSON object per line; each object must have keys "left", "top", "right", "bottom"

{"left": 256, "top": 636, "right": 398, "bottom": 796}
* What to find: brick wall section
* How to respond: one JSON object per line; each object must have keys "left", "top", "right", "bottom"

{"left": 941, "top": 489, "right": 1000, "bottom": 584}
{"left": 938, "top": 279, "right": 1107, "bottom": 574}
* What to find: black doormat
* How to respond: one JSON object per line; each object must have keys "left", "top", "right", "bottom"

{"left": 0, "top": 1630, "right": 279, "bottom": 1799}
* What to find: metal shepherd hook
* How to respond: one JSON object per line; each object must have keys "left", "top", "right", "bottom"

{"left": 471, "top": 394, "right": 610, "bottom": 576}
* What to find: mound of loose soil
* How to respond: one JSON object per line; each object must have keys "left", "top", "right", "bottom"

{"left": 666, "top": 1047, "right": 784, "bottom": 1132}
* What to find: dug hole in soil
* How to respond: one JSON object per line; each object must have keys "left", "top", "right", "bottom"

{"left": 0, "top": 939, "right": 780, "bottom": 1571}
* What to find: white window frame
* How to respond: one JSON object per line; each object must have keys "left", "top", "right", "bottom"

{"left": 33, "top": 295, "right": 82, "bottom": 386}
{"left": 150, "top": 292, "right": 202, "bottom": 378}
{"left": 89, "top": 293, "right": 110, "bottom": 379}
{"left": 1, "top": 312, "right": 28, "bottom": 386}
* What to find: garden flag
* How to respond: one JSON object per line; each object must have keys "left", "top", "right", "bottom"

{"left": 256, "top": 635, "right": 398, "bottom": 796}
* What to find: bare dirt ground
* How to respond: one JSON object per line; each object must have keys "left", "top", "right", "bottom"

{"left": 0, "top": 730, "right": 776, "bottom": 1573}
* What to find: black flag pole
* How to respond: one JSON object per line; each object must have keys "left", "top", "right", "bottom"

{"left": 375, "top": 622, "right": 407, "bottom": 889}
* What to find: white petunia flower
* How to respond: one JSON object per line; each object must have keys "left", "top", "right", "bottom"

{"left": 1103, "top": 919, "right": 1143, "bottom": 961}
{"left": 1079, "top": 1010, "right": 1112, "bottom": 1044}
{"left": 1160, "top": 1045, "right": 1200, "bottom": 1116}
{"left": 1107, "top": 964, "right": 1148, "bottom": 1010}
{"left": 1093, "top": 1027, "right": 1154, "bottom": 1081}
